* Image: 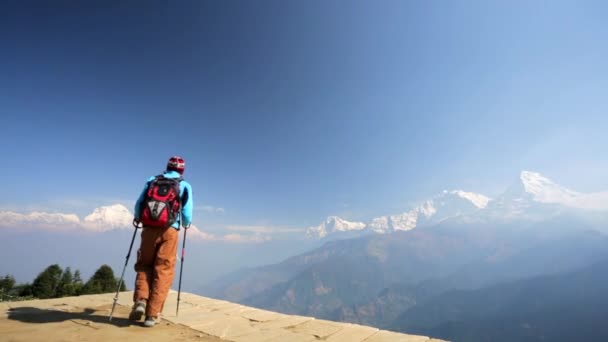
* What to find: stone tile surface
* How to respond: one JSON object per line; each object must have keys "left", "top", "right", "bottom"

{"left": 262, "top": 331, "right": 319, "bottom": 342}
{"left": 252, "top": 315, "right": 313, "bottom": 330}
{"left": 229, "top": 328, "right": 294, "bottom": 342}
{"left": 365, "top": 330, "right": 433, "bottom": 342}
{"left": 2, "top": 291, "right": 447, "bottom": 342}
{"left": 239, "top": 308, "right": 285, "bottom": 322}
{"left": 288, "top": 318, "right": 346, "bottom": 338}
{"left": 191, "top": 316, "right": 258, "bottom": 339}
{"left": 325, "top": 323, "right": 379, "bottom": 341}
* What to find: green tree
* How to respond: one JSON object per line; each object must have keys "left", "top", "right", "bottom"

{"left": 82, "top": 265, "right": 125, "bottom": 295}
{"left": 0, "top": 275, "right": 15, "bottom": 292}
{"left": 0, "top": 275, "right": 16, "bottom": 301}
{"left": 73, "top": 269, "right": 84, "bottom": 295}
{"left": 55, "top": 267, "right": 76, "bottom": 298}
{"left": 18, "top": 283, "right": 33, "bottom": 297}
{"left": 31, "top": 264, "right": 63, "bottom": 299}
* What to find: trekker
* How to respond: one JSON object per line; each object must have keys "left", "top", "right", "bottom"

{"left": 129, "top": 156, "right": 193, "bottom": 327}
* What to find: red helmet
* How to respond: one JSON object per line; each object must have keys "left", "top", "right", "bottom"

{"left": 167, "top": 156, "right": 186, "bottom": 174}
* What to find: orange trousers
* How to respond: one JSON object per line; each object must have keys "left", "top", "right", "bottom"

{"left": 133, "top": 226, "right": 179, "bottom": 317}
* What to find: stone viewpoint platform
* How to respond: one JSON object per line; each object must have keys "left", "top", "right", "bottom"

{"left": 1, "top": 291, "right": 446, "bottom": 342}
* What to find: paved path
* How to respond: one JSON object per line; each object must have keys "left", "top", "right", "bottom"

{"left": 2, "top": 291, "right": 446, "bottom": 342}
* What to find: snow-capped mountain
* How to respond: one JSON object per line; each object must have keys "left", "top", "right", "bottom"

{"left": 307, "top": 190, "right": 490, "bottom": 238}
{"left": 451, "top": 190, "right": 491, "bottom": 208}
{"left": 367, "top": 190, "right": 490, "bottom": 235}
{"left": 83, "top": 204, "right": 134, "bottom": 231}
{"left": 306, "top": 216, "right": 366, "bottom": 238}
{"left": 482, "top": 171, "right": 608, "bottom": 220}
{"left": 306, "top": 170, "right": 608, "bottom": 239}
{"left": 519, "top": 171, "right": 579, "bottom": 204}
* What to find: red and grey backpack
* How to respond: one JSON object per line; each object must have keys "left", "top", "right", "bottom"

{"left": 139, "top": 175, "right": 182, "bottom": 228}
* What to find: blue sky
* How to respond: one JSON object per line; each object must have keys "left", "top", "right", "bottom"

{"left": 2, "top": 1, "right": 608, "bottom": 232}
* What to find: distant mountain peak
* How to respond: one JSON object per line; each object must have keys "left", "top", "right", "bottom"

{"left": 307, "top": 171, "right": 608, "bottom": 240}
{"left": 516, "top": 170, "right": 580, "bottom": 204}
{"left": 448, "top": 190, "right": 491, "bottom": 209}
{"left": 481, "top": 170, "right": 608, "bottom": 220}
{"left": 83, "top": 204, "right": 133, "bottom": 230}
{"left": 306, "top": 216, "right": 366, "bottom": 238}
{"left": 307, "top": 189, "right": 490, "bottom": 239}
{"left": 323, "top": 216, "right": 366, "bottom": 229}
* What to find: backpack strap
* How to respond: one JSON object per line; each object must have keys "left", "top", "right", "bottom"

{"left": 162, "top": 174, "right": 184, "bottom": 204}
{"left": 157, "top": 173, "right": 183, "bottom": 182}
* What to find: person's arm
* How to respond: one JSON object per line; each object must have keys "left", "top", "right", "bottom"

{"left": 181, "top": 182, "right": 193, "bottom": 228}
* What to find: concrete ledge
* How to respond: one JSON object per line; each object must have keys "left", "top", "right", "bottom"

{"left": 2, "top": 291, "right": 447, "bottom": 342}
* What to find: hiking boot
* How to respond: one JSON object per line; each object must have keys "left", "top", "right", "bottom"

{"left": 143, "top": 316, "right": 160, "bottom": 327}
{"left": 128, "top": 300, "right": 146, "bottom": 321}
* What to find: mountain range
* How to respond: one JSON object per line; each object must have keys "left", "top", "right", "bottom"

{"left": 4, "top": 171, "right": 606, "bottom": 241}
{"left": 390, "top": 257, "right": 608, "bottom": 342}
{"left": 306, "top": 190, "right": 490, "bottom": 239}
{"left": 306, "top": 171, "right": 608, "bottom": 239}
{"left": 4, "top": 169, "right": 608, "bottom": 342}
{"left": 202, "top": 171, "right": 608, "bottom": 342}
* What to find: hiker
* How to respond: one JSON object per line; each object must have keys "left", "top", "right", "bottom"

{"left": 129, "top": 156, "right": 193, "bottom": 327}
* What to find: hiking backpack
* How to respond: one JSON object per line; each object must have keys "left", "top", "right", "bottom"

{"left": 139, "top": 175, "right": 182, "bottom": 228}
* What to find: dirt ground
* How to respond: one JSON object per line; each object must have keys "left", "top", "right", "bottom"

{"left": 1, "top": 303, "right": 222, "bottom": 342}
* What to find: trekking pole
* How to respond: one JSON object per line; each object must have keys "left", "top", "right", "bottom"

{"left": 176, "top": 224, "right": 189, "bottom": 317}
{"left": 109, "top": 219, "right": 140, "bottom": 321}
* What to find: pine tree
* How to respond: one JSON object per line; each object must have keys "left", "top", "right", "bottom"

{"left": 55, "top": 267, "right": 75, "bottom": 298}
{"left": 73, "top": 269, "right": 84, "bottom": 295}
{"left": 0, "top": 275, "right": 15, "bottom": 292}
{"left": 82, "top": 265, "right": 122, "bottom": 295}
{"left": 0, "top": 275, "right": 16, "bottom": 301}
{"left": 18, "top": 284, "right": 33, "bottom": 297}
{"left": 31, "top": 264, "right": 63, "bottom": 299}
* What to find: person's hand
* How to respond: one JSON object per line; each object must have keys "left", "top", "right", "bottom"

{"left": 184, "top": 223, "right": 191, "bottom": 230}
{"left": 133, "top": 218, "right": 141, "bottom": 228}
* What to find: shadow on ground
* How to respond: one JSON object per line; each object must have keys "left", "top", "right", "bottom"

{"left": 7, "top": 307, "right": 134, "bottom": 328}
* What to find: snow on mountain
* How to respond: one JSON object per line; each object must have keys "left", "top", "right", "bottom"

{"left": 306, "top": 216, "right": 366, "bottom": 238}
{"left": 479, "top": 171, "right": 608, "bottom": 221}
{"left": 306, "top": 169, "right": 608, "bottom": 239}
{"left": 83, "top": 204, "right": 134, "bottom": 231}
{"left": 519, "top": 171, "right": 580, "bottom": 204}
{"left": 368, "top": 190, "right": 489, "bottom": 235}
{"left": 307, "top": 189, "right": 490, "bottom": 238}
{"left": 306, "top": 171, "right": 608, "bottom": 238}
{"left": 368, "top": 216, "right": 392, "bottom": 234}
{"left": 520, "top": 171, "right": 608, "bottom": 210}
{"left": 368, "top": 201, "right": 434, "bottom": 234}
{"left": 451, "top": 190, "right": 491, "bottom": 208}
{"left": 309, "top": 171, "right": 608, "bottom": 239}
{"left": 387, "top": 210, "right": 420, "bottom": 232}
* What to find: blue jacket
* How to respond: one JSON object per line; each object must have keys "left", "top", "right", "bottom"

{"left": 134, "top": 171, "right": 193, "bottom": 229}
